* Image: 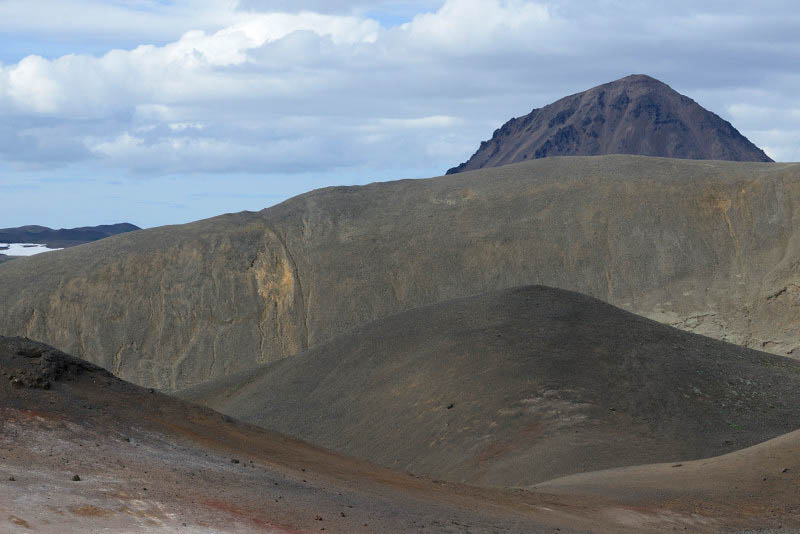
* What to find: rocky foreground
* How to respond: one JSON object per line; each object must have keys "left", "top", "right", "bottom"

{"left": 2, "top": 335, "right": 798, "bottom": 532}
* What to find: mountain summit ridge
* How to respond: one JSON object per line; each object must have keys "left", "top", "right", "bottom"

{"left": 447, "top": 74, "right": 772, "bottom": 174}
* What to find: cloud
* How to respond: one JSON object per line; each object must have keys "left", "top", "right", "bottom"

{"left": 0, "top": 0, "right": 241, "bottom": 43}
{"left": 399, "top": 0, "right": 555, "bottom": 54}
{"left": 0, "top": 0, "right": 798, "bottom": 188}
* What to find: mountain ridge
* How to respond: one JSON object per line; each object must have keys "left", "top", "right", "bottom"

{"left": 0, "top": 222, "right": 140, "bottom": 249}
{"left": 1, "top": 155, "right": 798, "bottom": 390}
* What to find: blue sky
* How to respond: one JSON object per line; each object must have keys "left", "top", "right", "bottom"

{"left": 1, "top": 0, "right": 799, "bottom": 229}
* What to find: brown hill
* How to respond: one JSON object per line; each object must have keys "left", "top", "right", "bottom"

{"left": 447, "top": 75, "right": 772, "bottom": 174}
{"left": 1, "top": 156, "right": 800, "bottom": 391}
{"left": 3, "top": 336, "right": 798, "bottom": 533}
{"left": 180, "top": 286, "right": 800, "bottom": 488}
{"left": 534, "top": 429, "right": 800, "bottom": 532}
{"left": 0, "top": 335, "right": 584, "bottom": 533}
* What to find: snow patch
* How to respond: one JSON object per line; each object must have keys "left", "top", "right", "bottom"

{"left": 0, "top": 243, "right": 63, "bottom": 256}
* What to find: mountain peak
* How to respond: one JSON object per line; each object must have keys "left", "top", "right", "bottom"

{"left": 447, "top": 75, "right": 772, "bottom": 174}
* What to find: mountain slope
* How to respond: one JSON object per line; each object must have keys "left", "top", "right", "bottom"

{"left": 534, "top": 428, "right": 800, "bottom": 531}
{"left": 0, "top": 335, "right": 589, "bottom": 533}
{"left": 447, "top": 75, "right": 772, "bottom": 174}
{"left": 1, "top": 156, "right": 800, "bottom": 390}
{"left": 0, "top": 223, "right": 140, "bottom": 249}
{"left": 180, "top": 286, "right": 800, "bottom": 488}
{"left": 4, "top": 335, "right": 798, "bottom": 532}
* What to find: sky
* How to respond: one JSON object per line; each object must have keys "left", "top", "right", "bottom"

{"left": 1, "top": 0, "right": 799, "bottom": 229}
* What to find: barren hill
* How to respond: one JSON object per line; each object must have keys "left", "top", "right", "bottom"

{"left": 447, "top": 75, "right": 772, "bottom": 174}
{"left": 3, "top": 336, "right": 798, "bottom": 532}
{"left": 0, "top": 335, "right": 577, "bottom": 533}
{"left": 1, "top": 156, "right": 800, "bottom": 390}
{"left": 534, "top": 429, "right": 800, "bottom": 531}
{"left": 180, "top": 286, "right": 800, "bottom": 487}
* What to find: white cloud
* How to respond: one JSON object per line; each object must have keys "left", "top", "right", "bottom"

{"left": 0, "top": 0, "right": 799, "bottom": 193}
{"left": 400, "top": 0, "right": 555, "bottom": 53}
{"left": 0, "top": 0, "right": 242, "bottom": 42}
{"left": 376, "top": 115, "right": 461, "bottom": 129}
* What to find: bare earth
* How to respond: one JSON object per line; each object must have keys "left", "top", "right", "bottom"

{"left": 2, "top": 336, "right": 799, "bottom": 533}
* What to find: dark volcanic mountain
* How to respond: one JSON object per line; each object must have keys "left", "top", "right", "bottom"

{"left": 0, "top": 223, "right": 140, "bottom": 249}
{"left": 447, "top": 75, "right": 772, "bottom": 174}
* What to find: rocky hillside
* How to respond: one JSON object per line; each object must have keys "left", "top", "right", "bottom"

{"left": 1, "top": 156, "right": 799, "bottom": 390}
{"left": 0, "top": 336, "right": 576, "bottom": 533}
{"left": 447, "top": 75, "right": 772, "bottom": 174}
{"left": 5, "top": 335, "right": 797, "bottom": 531}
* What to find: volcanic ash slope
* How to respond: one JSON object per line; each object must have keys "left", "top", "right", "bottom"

{"left": 0, "top": 335, "right": 597, "bottom": 534}
{"left": 180, "top": 286, "right": 800, "bottom": 488}
{"left": 3, "top": 335, "right": 799, "bottom": 533}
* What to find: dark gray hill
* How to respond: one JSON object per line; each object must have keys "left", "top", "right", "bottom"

{"left": 447, "top": 75, "right": 772, "bottom": 174}
{"left": 179, "top": 286, "right": 800, "bottom": 487}
{"left": 0, "top": 223, "right": 140, "bottom": 248}
{"left": 1, "top": 156, "right": 800, "bottom": 390}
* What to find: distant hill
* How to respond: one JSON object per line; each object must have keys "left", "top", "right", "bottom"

{"left": 447, "top": 74, "right": 772, "bottom": 174}
{"left": 1, "top": 156, "right": 799, "bottom": 391}
{"left": 0, "top": 223, "right": 140, "bottom": 249}
{"left": 180, "top": 285, "right": 800, "bottom": 487}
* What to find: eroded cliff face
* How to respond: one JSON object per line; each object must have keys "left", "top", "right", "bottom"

{"left": 1, "top": 155, "right": 799, "bottom": 390}
{"left": 0, "top": 219, "right": 309, "bottom": 389}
